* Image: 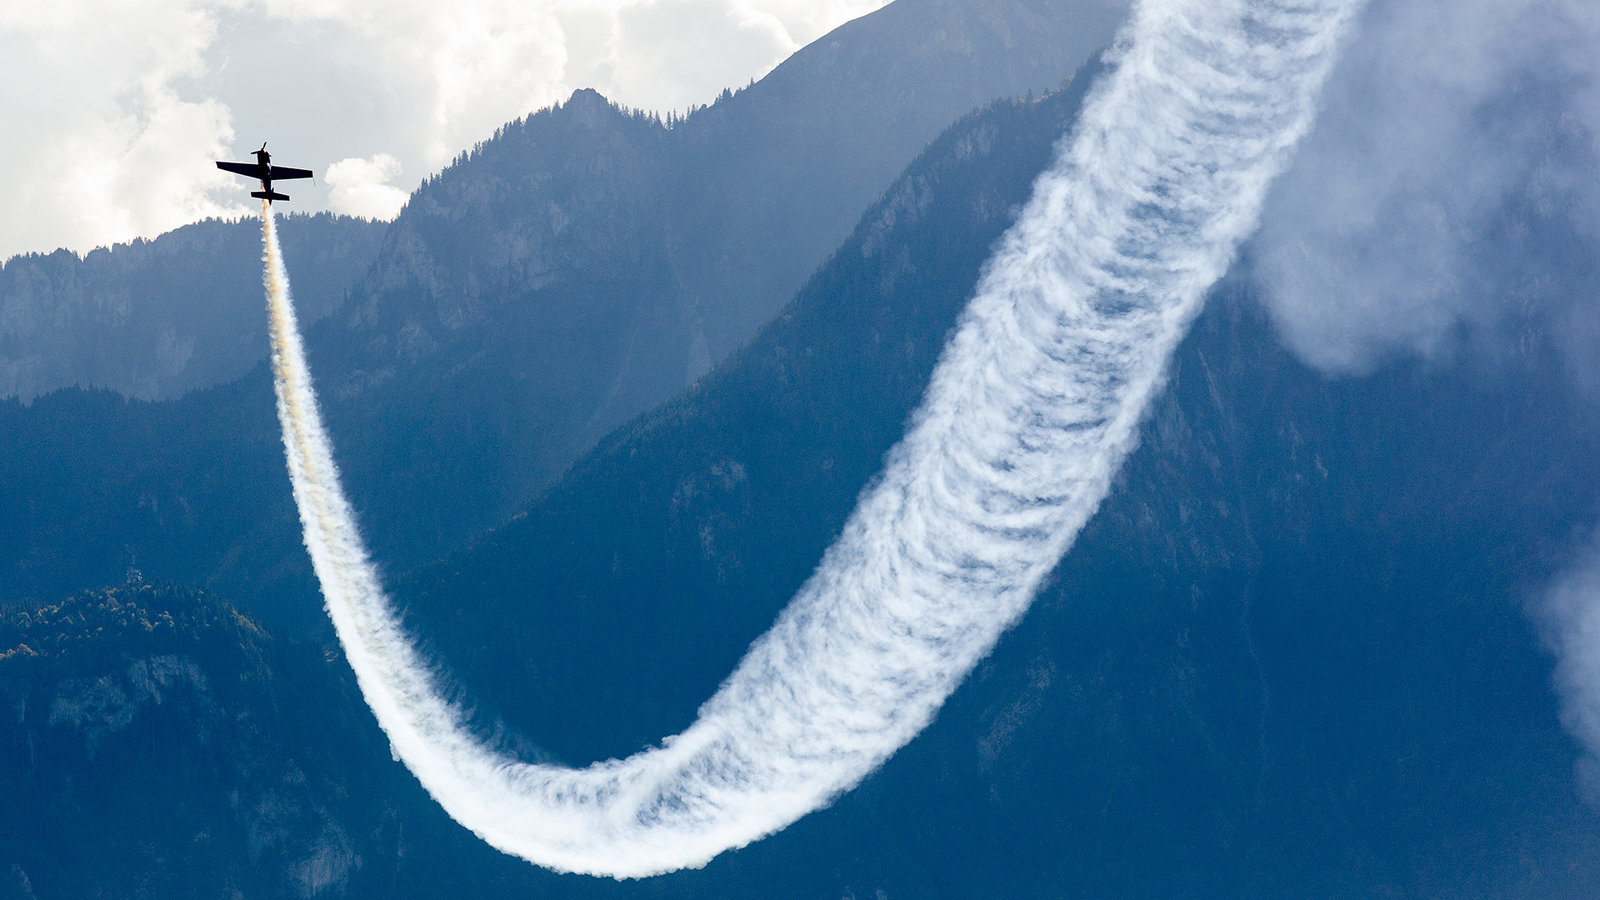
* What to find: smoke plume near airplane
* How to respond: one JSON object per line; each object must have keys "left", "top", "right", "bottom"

{"left": 261, "top": 0, "right": 1364, "bottom": 878}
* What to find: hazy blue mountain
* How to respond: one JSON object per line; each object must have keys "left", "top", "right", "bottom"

{"left": 396, "top": 81, "right": 1106, "bottom": 763}
{"left": 0, "top": 214, "right": 386, "bottom": 402}
{"left": 318, "top": 0, "right": 1128, "bottom": 561}
{"left": 0, "top": 0, "right": 1125, "bottom": 621}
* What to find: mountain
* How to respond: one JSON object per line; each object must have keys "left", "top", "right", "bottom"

{"left": 0, "top": 214, "right": 386, "bottom": 402}
{"left": 0, "top": 0, "right": 1127, "bottom": 622}
{"left": 321, "top": 0, "right": 1129, "bottom": 561}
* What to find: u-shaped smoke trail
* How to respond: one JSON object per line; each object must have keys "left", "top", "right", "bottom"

{"left": 263, "top": 0, "right": 1364, "bottom": 879}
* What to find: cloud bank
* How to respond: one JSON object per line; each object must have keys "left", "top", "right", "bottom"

{"left": 0, "top": 0, "right": 891, "bottom": 262}
{"left": 1250, "top": 0, "right": 1600, "bottom": 375}
{"left": 0, "top": 1, "right": 244, "bottom": 263}
{"left": 325, "top": 154, "right": 409, "bottom": 220}
{"left": 263, "top": 0, "right": 1362, "bottom": 878}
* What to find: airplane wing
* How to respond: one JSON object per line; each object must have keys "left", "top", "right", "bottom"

{"left": 269, "top": 165, "right": 314, "bottom": 181}
{"left": 216, "top": 161, "right": 263, "bottom": 177}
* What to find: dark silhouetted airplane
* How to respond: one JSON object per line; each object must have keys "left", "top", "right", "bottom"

{"left": 217, "top": 143, "right": 313, "bottom": 203}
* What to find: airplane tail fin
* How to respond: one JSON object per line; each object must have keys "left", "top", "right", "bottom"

{"left": 252, "top": 190, "right": 291, "bottom": 203}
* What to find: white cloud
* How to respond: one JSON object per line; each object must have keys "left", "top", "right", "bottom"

{"left": 602, "top": 2, "right": 799, "bottom": 112}
{"left": 1250, "top": 0, "right": 1600, "bottom": 374}
{"left": 1, "top": 0, "right": 891, "bottom": 261}
{"left": 598, "top": 0, "right": 892, "bottom": 111}
{"left": 0, "top": 0, "right": 249, "bottom": 260}
{"left": 325, "top": 154, "right": 408, "bottom": 220}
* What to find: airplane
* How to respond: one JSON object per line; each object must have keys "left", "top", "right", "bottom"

{"left": 216, "top": 143, "right": 313, "bottom": 203}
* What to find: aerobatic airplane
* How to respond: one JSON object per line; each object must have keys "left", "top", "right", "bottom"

{"left": 216, "top": 143, "right": 313, "bottom": 203}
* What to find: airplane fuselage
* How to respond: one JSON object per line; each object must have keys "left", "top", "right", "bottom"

{"left": 252, "top": 147, "right": 277, "bottom": 198}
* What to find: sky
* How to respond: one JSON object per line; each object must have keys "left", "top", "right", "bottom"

{"left": 0, "top": 0, "right": 891, "bottom": 263}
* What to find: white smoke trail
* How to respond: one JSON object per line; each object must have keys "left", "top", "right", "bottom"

{"left": 1537, "top": 536, "right": 1600, "bottom": 797}
{"left": 263, "top": 0, "right": 1363, "bottom": 878}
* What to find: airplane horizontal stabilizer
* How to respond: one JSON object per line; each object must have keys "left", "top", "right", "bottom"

{"left": 251, "top": 190, "right": 291, "bottom": 202}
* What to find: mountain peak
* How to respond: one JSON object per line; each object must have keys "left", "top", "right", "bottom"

{"left": 561, "top": 87, "right": 616, "bottom": 123}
